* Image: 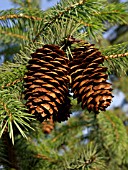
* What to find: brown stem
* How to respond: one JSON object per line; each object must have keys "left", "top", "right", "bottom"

{"left": 105, "top": 52, "right": 128, "bottom": 60}
{"left": 0, "top": 14, "right": 42, "bottom": 21}
{"left": 2, "top": 132, "right": 20, "bottom": 170}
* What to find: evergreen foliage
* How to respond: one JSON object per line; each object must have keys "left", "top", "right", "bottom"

{"left": 0, "top": 0, "right": 128, "bottom": 169}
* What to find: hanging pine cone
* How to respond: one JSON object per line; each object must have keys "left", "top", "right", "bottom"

{"left": 42, "top": 116, "right": 54, "bottom": 134}
{"left": 69, "top": 43, "right": 113, "bottom": 114}
{"left": 24, "top": 44, "right": 71, "bottom": 122}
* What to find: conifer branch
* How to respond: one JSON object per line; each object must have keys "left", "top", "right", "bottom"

{"left": 76, "top": 20, "right": 92, "bottom": 27}
{"left": 104, "top": 113, "right": 119, "bottom": 140}
{"left": 0, "top": 100, "right": 10, "bottom": 117}
{"left": 67, "top": 156, "right": 97, "bottom": 169}
{"left": 33, "top": 0, "right": 86, "bottom": 42}
{"left": 98, "top": 111, "right": 128, "bottom": 164}
{"left": 66, "top": 144, "right": 106, "bottom": 170}
{"left": 0, "top": 30, "right": 28, "bottom": 40}
{"left": 34, "top": 154, "right": 55, "bottom": 162}
{"left": 0, "top": 90, "right": 34, "bottom": 143}
{"left": 0, "top": 14, "right": 42, "bottom": 21}
{"left": 76, "top": 9, "right": 127, "bottom": 27}
{"left": 94, "top": 10, "right": 127, "bottom": 16}
{"left": 0, "top": 0, "right": 128, "bottom": 169}
{"left": 1, "top": 78, "right": 23, "bottom": 89}
{"left": 105, "top": 52, "right": 128, "bottom": 60}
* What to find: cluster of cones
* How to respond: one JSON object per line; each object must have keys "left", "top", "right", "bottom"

{"left": 24, "top": 40, "right": 113, "bottom": 132}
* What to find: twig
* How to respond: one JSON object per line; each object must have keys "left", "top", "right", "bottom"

{"left": 105, "top": 52, "right": 128, "bottom": 60}
{"left": 0, "top": 14, "right": 42, "bottom": 21}
{"left": 0, "top": 30, "right": 27, "bottom": 40}
{"left": 1, "top": 78, "right": 23, "bottom": 89}
{"left": 34, "top": 154, "right": 55, "bottom": 162}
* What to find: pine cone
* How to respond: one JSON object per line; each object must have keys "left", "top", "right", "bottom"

{"left": 42, "top": 116, "right": 54, "bottom": 134}
{"left": 69, "top": 43, "right": 113, "bottom": 113}
{"left": 24, "top": 44, "right": 71, "bottom": 122}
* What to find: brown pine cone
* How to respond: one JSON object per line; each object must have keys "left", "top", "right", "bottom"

{"left": 24, "top": 44, "right": 71, "bottom": 122}
{"left": 69, "top": 43, "right": 113, "bottom": 113}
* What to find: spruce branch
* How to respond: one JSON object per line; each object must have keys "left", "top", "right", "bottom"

{"left": 97, "top": 111, "right": 128, "bottom": 165}
{"left": 0, "top": 8, "right": 44, "bottom": 38}
{"left": 105, "top": 52, "right": 128, "bottom": 60}
{"left": 34, "top": 153, "right": 55, "bottom": 162}
{"left": 0, "top": 8, "right": 44, "bottom": 20}
{"left": 42, "top": 18, "right": 86, "bottom": 45}
{"left": 66, "top": 143, "right": 106, "bottom": 170}
{"left": 101, "top": 42, "right": 128, "bottom": 74}
{"left": 33, "top": 0, "right": 86, "bottom": 42}
{"left": 0, "top": 89, "right": 34, "bottom": 144}
{"left": 0, "top": 29, "right": 28, "bottom": 41}
{"left": 101, "top": 39, "right": 128, "bottom": 55}
{"left": 0, "top": 0, "right": 128, "bottom": 169}
{"left": 0, "top": 64, "right": 26, "bottom": 88}
{"left": 1, "top": 78, "right": 23, "bottom": 89}
{"left": 0, "top": 14, "right": 42, "bottom": 21}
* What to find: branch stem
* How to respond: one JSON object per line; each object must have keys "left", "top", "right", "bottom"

{"left": 105, "top": 52, "right": 128, "bottom": 60}
{"left": 0, "top": 14, "right": 42, "bottom": 21}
